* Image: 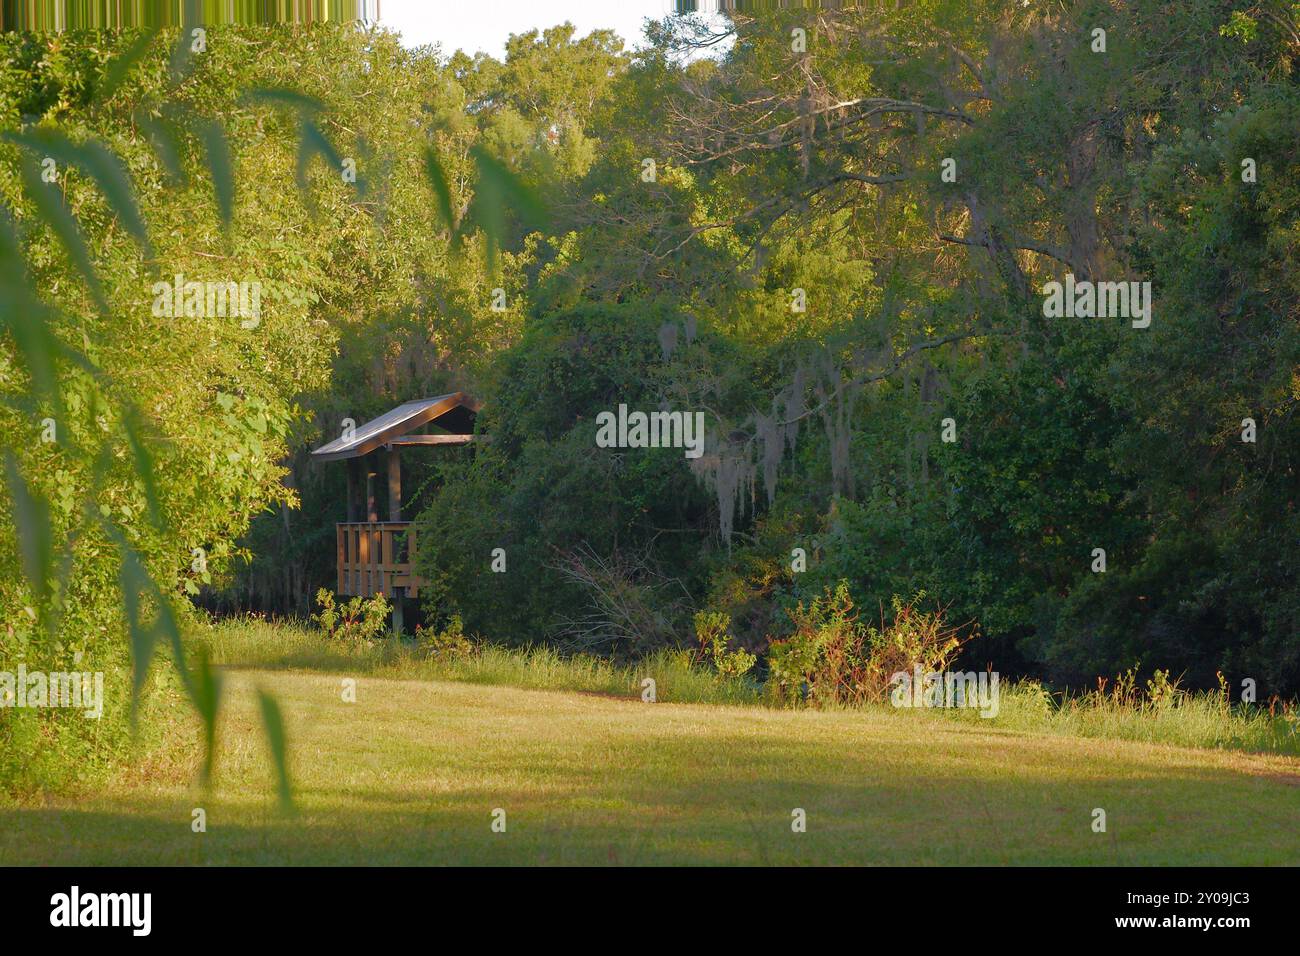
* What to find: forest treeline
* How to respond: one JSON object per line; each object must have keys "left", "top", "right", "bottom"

{"left": 2, "top": 0, "right": 1298, "bottom": 795}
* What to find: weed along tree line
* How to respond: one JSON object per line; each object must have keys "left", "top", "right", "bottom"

{"left": 0, "top": 1, "right": 1297, "bottom": 876}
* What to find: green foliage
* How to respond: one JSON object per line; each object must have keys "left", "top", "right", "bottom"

{"left": 692, "top": 610, "right": 756, "bottom": 681}
{"left": 414, "top": 300, "right": 732, "bottom": 646}
{"left": 767, "top": 583, "right": 964, "bottom": 708}
{"left": 311, "top": 588, "right": 391, "bottom": 646}
{"left": 1220, "top": 11, "right": 1259, "bottom": 43}
{"left": 7, "top": 4, "right": 1300, "bottom": 812}
{"left": 199, "top": 615, "right": 763, "bottom": 706}
{"left": 0, "top": 25, "right": 410, "bottom": 800}
{"left": 414, "top": 614, "right": 472, "bottom": 659}
{"left": 256, "top": 686, "right": 292, "bottom": 813}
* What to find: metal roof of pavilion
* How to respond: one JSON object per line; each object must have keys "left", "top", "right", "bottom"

{"left": 310, "top": 392, "right": 481, "bottom": 462}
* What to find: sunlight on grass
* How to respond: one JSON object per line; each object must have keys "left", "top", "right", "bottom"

{"left": 2, "top": 666, "right": 1297, "bottom": 866}
{"left": 199, "top": 616, "right": 1300, "bottom": 757}
{"left": 198, "top": 615, "right": 763, "bottom": 706}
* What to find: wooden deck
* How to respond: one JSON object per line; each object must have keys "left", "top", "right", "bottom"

{"left": 336, "top": 521, "right": 426, "bottom": 597}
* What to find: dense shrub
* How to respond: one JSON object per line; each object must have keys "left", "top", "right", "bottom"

{"left": 312, "top": 589, "right": 391, "bottom": 646}
{"left": 766, "top": 583, "right": 966, "bottom": 707}
{"left": 414, "top": 615, "right": 473, "bottom": 660}
{"left": 692, "top": 611, "right": 757, "bottom": 681}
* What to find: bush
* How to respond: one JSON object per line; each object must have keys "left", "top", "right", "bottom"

{"left": 311, "top": 589, "right": 391, "bottom": 646}
{"left": 414, "top": 615, "right": 474, "bottom": 659}
{"left": 766, "top": 582, "right": 965, "bottom": 707}
{"left": 551, "top": 545, "right": 688, "bottom": 657}
{"left": 693, "top": 610, "right": 757, "bottom": 681}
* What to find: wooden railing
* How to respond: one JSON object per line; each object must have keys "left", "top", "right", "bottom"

{"left": 336, "top": 521, "right": 426, "bottom": 597}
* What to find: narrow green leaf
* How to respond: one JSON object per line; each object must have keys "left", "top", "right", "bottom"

{"left": 118, "top": 400, "right": 165, "bottom": 531}
{"left": 76, "top": 139, "right": 153, "bottom": 257}
{"left": 4, "top": 130, "right": 153, "bottom": 259}
{"left": 3, "top": 454, "right": 53, "bottom": 618}
{"left": 97, "top": 27, "right": 162, "bottom": 104}
{"left": 48, "top": 541, "right": 76, "bottom": 640}
{"left": 151, "top": 592, "right": 220, "bottom": 782}
{"left": 155, "top": 590, "right": 189, "bottom": 698}
{"left": 470, "top": 148, "right": 505, "bottom": 275}
{"left": 295, "top": 119, "right": 344, "bottom": 198}
{"left": 0, "top": 200, "right": 28, "bottom": 288}
{"left": 423, "top": 146, "right": 456, "bottom": 233}
{"left": 244, "top": 87, "right": 326, "bottom": 115}
{"left": 257, "top": 689, "right": 294, "bottom": 812}
{"left": 191, "top": 646, "right": 223, "bottom": 786}
{"left": 472, "top": 144, "right": 548, "bottom": 231}
{"left": 134, "top": 110, "right": 187, "bottom": 186}
{"left": 195, "top": 119, "right": 235, "bottom": 228}
{"left": 467, "top": 145, "right": 549, "bottom": 275}
{"left": 15, "top": 157, "right": 108, "bottom": 313}
{"left": 167, "top": 2, "right": 204, "bottom": 84}
{"left": 0, "top": 294, "right": 61, "bottom": 410}
{"left": 109, "top": 529, "right": 158, "bottom": 720}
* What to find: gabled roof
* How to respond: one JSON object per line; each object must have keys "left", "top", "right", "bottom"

{"left": 311, "top": 392, "right": 481, "bottom": 462}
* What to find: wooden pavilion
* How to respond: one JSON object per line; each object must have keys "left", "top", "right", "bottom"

{"left": 311, "top": 392, "right": 481, "bottom": 630}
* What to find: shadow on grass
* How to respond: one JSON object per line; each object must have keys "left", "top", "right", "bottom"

{"left": 2, "top": 731, "right": 1297, "bottom": 866}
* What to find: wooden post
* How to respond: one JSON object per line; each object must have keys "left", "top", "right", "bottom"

{"left": 388, "top": 447, "right": 405, "bottom": 636}
{"left": 366, "top": 456, "right": 378, "bottom": 523}
{"left": 358, "top": 524, "right": 370, "bottom": 596}
{"left": 387, "top": 446, "right": 402, "bottom": 521}
{"left": 346, "top": 458, "right": 361, "bottom": 522}
{"left": 336, "top": 525, "right": 344, "bottom": 594}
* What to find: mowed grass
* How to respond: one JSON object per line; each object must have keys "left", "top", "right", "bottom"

{"left": 2, "top": 667, "right": 1298, "bottom": 865}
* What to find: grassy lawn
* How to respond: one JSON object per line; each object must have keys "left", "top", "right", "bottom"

{"left": 2, "top": 666, "right": 1298, "bottom": 865}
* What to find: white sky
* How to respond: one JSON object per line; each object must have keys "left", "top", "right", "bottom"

{"left": 378, "top": 0, "right": 674, "bottom": 57}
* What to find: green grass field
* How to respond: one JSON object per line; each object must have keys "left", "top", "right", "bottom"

{"left": 2, "top": 662, "right": 1298, "bottom": 865}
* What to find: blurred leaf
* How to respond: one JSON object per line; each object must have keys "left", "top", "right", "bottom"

{"left": 109, "top": 528, "right": 158, "bottom": 720}
{"left": 244, "top": 87, "right": 325, "bottom": 115}
{"left": 472, "top": 144, "right": 548, "bottom": 230}
{"left": 423, "top": 146, "right": 456, "bottom": 234}
{"left": 167, "top": 1, "right": 205, "bottom": 84}
{"left": 257, "top": 689, "right": 294, "bottom": 812}
{"left": 470, "top": 152, "right": 504, "bottom": 275}
{"left": 48, "top": 542, "right": 76, "bottom": 639}
{"left": 119, "top": 400, "right": 165, "bottom": 531}
{"left": 3, "top": 454, "right": 53, "bottom": 620}
{"left": 97, "top": 27, "right": 162, "bottom": 104}
{"left": 4, "top": 129, "right": 153, "bottom": 259}
{"left": 9, "top": 309, "right": 62, "bottom": 410}
{"left": 468, "top": 145, "right": 549, "bottom": 275}
{"left": 0, "top": 251, "right": 62, "bottom": 411}
{"left": 155, "top": 593, "right": 188, "bottom": 694}
{"left": 134, "top": 109, "right": 187, "bottom": 186}
{"left": 246, "top": 90, "right": 362, "bottom": 208}
{"left": 150, "top": 592, "right": 219, "bottom": 778}
{"left": 108, "top": 517, "right": 220, "bottom": 777}
{"left": 195, "top": 119, "right": 234, "bottom": 228}
{"left": 75, "top": 138, "right": 153, "bottom": 257}
{"left": 295, "top": 119, "right": 344, "bottom": 198}
{"left": 15, "top": 156, "right": 108, "bottom": 313}
{"left": 191, "top": 647, "right": 223, "bottom": 786}
{"left": 0, "top": 200, "right": 28, "bottom": 288}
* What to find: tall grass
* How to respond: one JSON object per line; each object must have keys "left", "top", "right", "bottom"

{"left": 196, "top": 616, "right": 1300, "bottom": 758}
{"left": 973, "top": 678, "right": 1300, "bottom": 757}
{"left": 196, "top": 616, "right": 763, "bottom": 706}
